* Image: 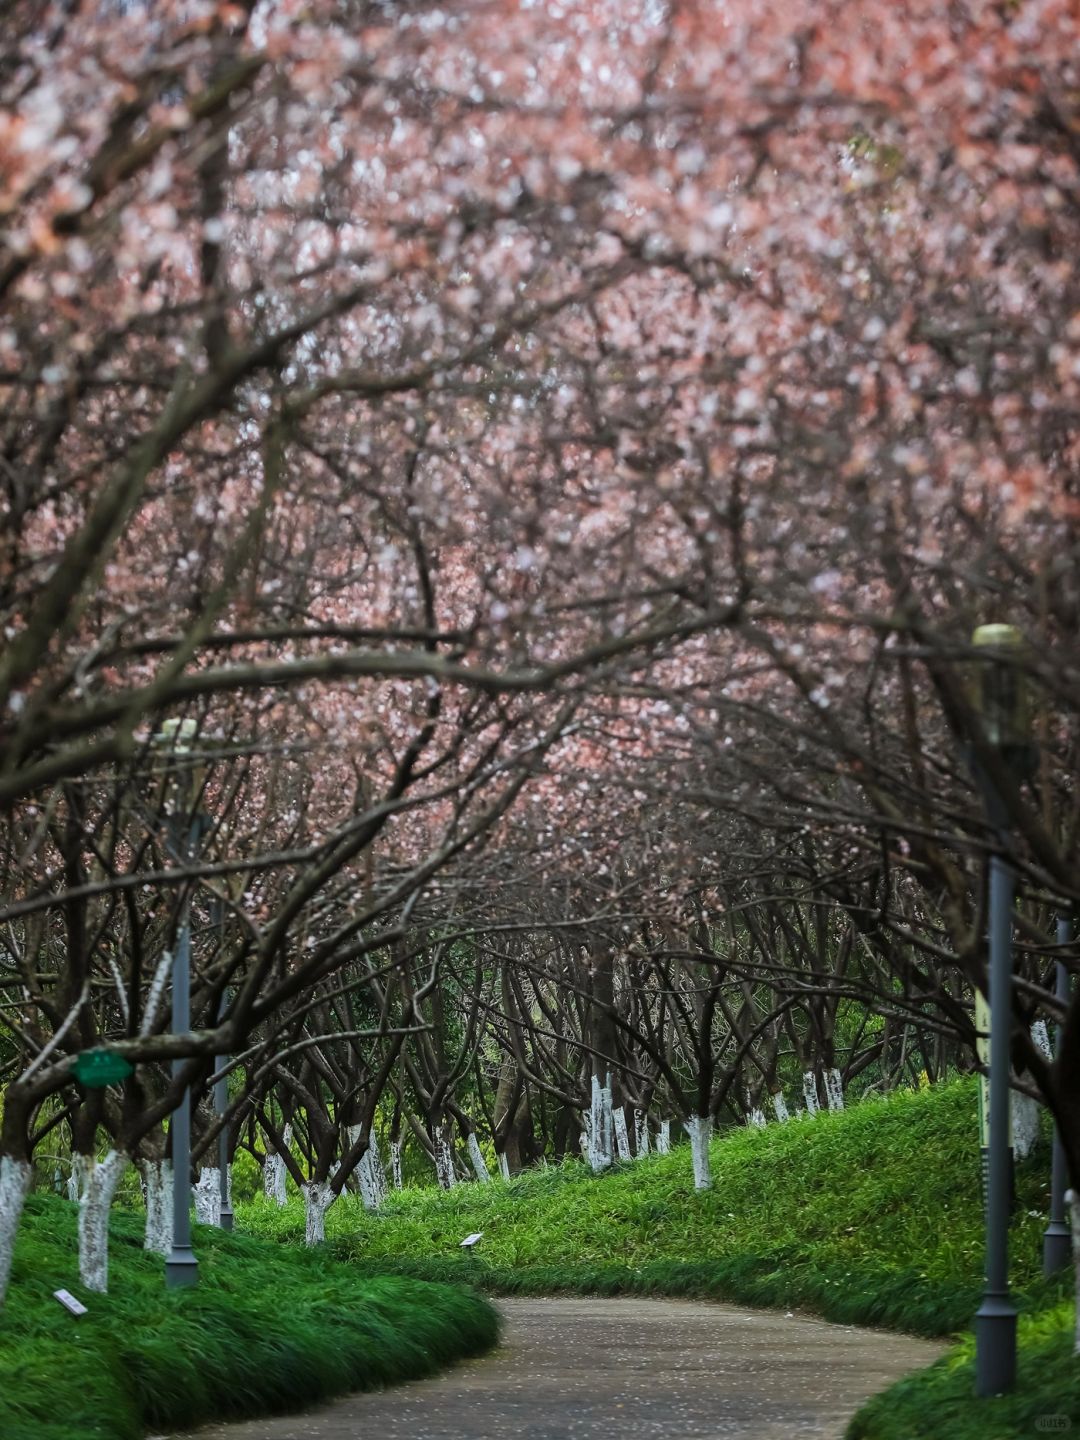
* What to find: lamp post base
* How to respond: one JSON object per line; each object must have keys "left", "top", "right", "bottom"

{"left": 219, "top": 1204, "right": 234, "bottom": 1233}
{"left": 975, "top": 1294, "right": 1017, "bottom": 1397}
{"left": 165, "top": 1248, "right": 199, "bottom": 1289}
{"left": 1043, "top": 1221, "right": 1071, "bottom": 1276}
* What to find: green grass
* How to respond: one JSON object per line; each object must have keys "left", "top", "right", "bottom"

{"left": 239, "top": 1080, "right": 1061, "bottom": 1337}
{"left": 0, "top": 1191, "right": 499, "bottom": 1440}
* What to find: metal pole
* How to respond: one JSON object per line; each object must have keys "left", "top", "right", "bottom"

{"left": 1043, "top": 914, "right": 1072, "bottom": 1274}
{"left": 216, "top": 988, "right": 233, "bottom": 1232}
{"left": 975, "top": 849, "right": 1018, "bottom": 1396}
{"left": 166, "top": 910, "right": 198, "bottom": 1286}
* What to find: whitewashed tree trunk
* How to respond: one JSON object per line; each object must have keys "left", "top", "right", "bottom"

{"left": 390, "top": 1138, "right": 403, "bottom": 1189}
{"left": 0, "top": 1156, "right": 32, "bottom": 1306}
{"left": 140, "top": 1159, "right": 173, "bottom": 1255}
{"left": 1012, "top": 1092, "right": 1041, "bottom": 1161}
{"left": 825, "top": 1069, "right": 845, "bottom": 1112}
{"left": 633, "top": 1109, "right": 650, "bottom": 1156}
{"left": 434, "top": 1138, "right": 457, "bottom": 1189}
{"left": 265, "top": 1122, "right": 291, "bottom": 1205}
{"left": 748, "top": 1108, "right": 767, "bottom": 1129}
{"left": 497, "top": 1150, "right": 511, "bottom": 1180}
{"left": 302, "top": 1181, "right": 336, "bottom": 1246}
{"left": 368, "top": 1133, "right": 388, "bottom": 1203}
{"left": 194, "top": 1167, "right": 222, "bottom": 1226}
{"left": 770, "top": 1090, "right": 790, "bottom": 1123}
{"left": 78, "top": 1150, "right": 130, "bottom": 1294}
{"left": 613, "top": 1106, "right": 632, "bottom": 1162}
{"left": 587, "top": 1072, "right": 613, "bottom": 1173}
{"left": 802, "top": 1071, "right": 820, "bottom": 1116}
{"left": 466, "top": 1132, "right": 491, "bottom": 1183}
{"left": 357, "top": 1150, "right": 379, "bottom": 1210}
{"left": 684, "top": 1115, "right": 713, "bottom": 1190}
{"left": 656, "top": 1119, "right": 671, "bottom": 1154}
{"left": 68, "top": 1152, "right": 91, "bottom": 1205}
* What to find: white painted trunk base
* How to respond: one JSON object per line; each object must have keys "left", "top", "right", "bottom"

{"left": 0, "top": 1156, "right": 32, "bottom": 1306}
{"left": 685, "top": 1115, "right": 713, "bottom": 1190}
{"left": 587, "top": 1073, "right": 613, "bottom": 1173}
{"left": 802, "top": 1072, "right": 820, "bottom": 1116}
{"left": 368, "top": 1134, "right": 388, "bottom": 1204}
{"left": 825, "top": 1069, "right": 844, "bottom": 1112}
{"left": 435, "top": 1139, "right": 457, "bottom": 1190}
{"left": 265, "top": 1123, "right": 291, "bottom": 1206}
{"left": 655, "top": 1120, "right": 671, "bottom": 1155}
{"left": 633, "top": 1109, "right": 650, "bottom": 1156}
{"left": 748, "top": 1108, "right": 767, "bottom": 1129}
{"left": 613, "top": 1106, "right": 632, "bottom": 1162}
{"left": 770, "top": 1091, "right": 790, "bottom": 1123}
{"left": 67, "top": 1153, "right": 91, "bottom": 1206}
{"left": 498, "top": 1151, "right": 511, "bottom": 1181}
{"left": 141, "top": 1159, "right": 173, "bottom": 1255}
{"left": 79, "top": 1150, "right": 130, "bottom": 1293}
{"left": 303, "top": 1181, "right": 335, "bottom": 1246}
{"left": 194, "top": 1167, "right": 222, "bottom": 1226}
{"left": 467, "top": 1133, "right": 491, "bottom": 1183}
{"left": 390, "top": 1139, "right": 403, "bottom": 1190}
{"left": 1012, "top": 1093, "right": 1041, "bottom": 1161}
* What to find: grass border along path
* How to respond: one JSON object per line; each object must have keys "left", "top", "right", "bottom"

{"left": 0, "top": 1192, "right": 499, "bottom": 1440}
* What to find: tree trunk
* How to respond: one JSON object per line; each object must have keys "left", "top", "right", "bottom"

{"left": 78, "top": 1150, "right": 130, "bottom": 1293}
{"left": 656, "top": 1119, "right": 671, "bottom": 1154}
{"left": 633, "top": 1109, "right": 650, "bottom": 1156}
{"left": 0, "top": 1156, "right": 32, "bottom": 1307}
{"left": 770, "top": 1089, "right": 790, "bottom": 1123}
{"left": 434, "top": 1136, "right": 457, "bottom": 1189}
{"left": 302, "top": 1180, "right": 335, "bottom": 1246}
{"left": 747, "top": 1107, "right": 767, "bottom": 1128}
{"left": 684, "top": 1114, "right": 712, "bottom": 1189}
{"left": 825, "top": 1069, "right": 845, "bottom": 1112}
{"left": 140, "top": 1158, "right": 173, "bottom": 1255}
{"left": 264, "top": 1122, "right": 291, "bottom": 1205}
{"left": 802, "top": 1071, "right": 820, "bottom": 1115}
{"left": 497, "top": 1150, "right": 511, "bottom": 1180}
{"left": 390, "top": 1138, "right": 403, "bottom": 1189}
{"left": 586, "top": 1072, "right": 613, "bottom": 1173}
{"left": 194, "top": 1167, "right": 222, "bottom": 1226}
{"left": 466, "top": 1132, "right": 491, "bottom": 1183}
{"left": 613, "top": 1105, "right": 632, "bottom": 1162}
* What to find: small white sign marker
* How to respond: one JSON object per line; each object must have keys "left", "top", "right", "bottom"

{"left": 54, "top": 1288, "right": 88, "bottom": 1316}
{"left": 460, "top": 1232, "right": 483, "bottom": 1249}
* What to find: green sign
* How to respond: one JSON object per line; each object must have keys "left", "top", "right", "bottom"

{"left": 72, "top": 1049, "right": 134, "bottom": 1088}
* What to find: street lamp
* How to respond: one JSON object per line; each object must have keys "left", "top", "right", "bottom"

{"left": 969, "top": 623, "right": 1034, "bottom": 1399}
{"left": 155, "top": 717, "right": 205, "bottom": 1289}
{"left": 1043, "top": 912, "right": 1072, "bottom": 1274}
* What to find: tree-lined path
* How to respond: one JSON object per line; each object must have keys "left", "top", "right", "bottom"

{"left": 175, "top": 1297, "right": 942, "bottom": 1440}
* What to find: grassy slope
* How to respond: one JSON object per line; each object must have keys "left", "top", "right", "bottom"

{"left": 238, "top": 1079, "right": 1076, "bottom": 1437}
{"left": 241, "top": 1080, "right": 1060, "bottom": 1336}
{"left": 0, "top": 1192, "right": 498, "bottom": 1440}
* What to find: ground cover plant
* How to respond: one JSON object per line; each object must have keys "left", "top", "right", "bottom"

{"left": 0, "top": 1191, "right": 498, "bottom": 1440}
{"left": 240, "top": 1080, "right": 1058, "bottom": 1337}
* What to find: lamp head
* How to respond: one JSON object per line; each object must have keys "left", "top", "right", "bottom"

{"left": 971, "top": 624, "right": 1030, "bottom": 750}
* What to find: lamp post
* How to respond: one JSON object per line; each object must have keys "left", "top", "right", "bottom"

{"left": 970, "top": 623, "right": 1033, "bottom": 1398}
{"left": 156, "top": 718, "right": 203, "bottom": 1289}
{"left": 1043, "top": 913, "right": 1072, "bottom": 1274}
{"left": 215, "top": 976, "right": 234, "bottom": 1233}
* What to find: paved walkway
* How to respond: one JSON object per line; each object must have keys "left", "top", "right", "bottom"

{"left": 176, "top": 1297, "right": 942, "bottom": 1440}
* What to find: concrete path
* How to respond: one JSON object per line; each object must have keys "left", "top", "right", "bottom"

{"left": 175, "top": 1296, "right": 942, "bottom": 1440}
